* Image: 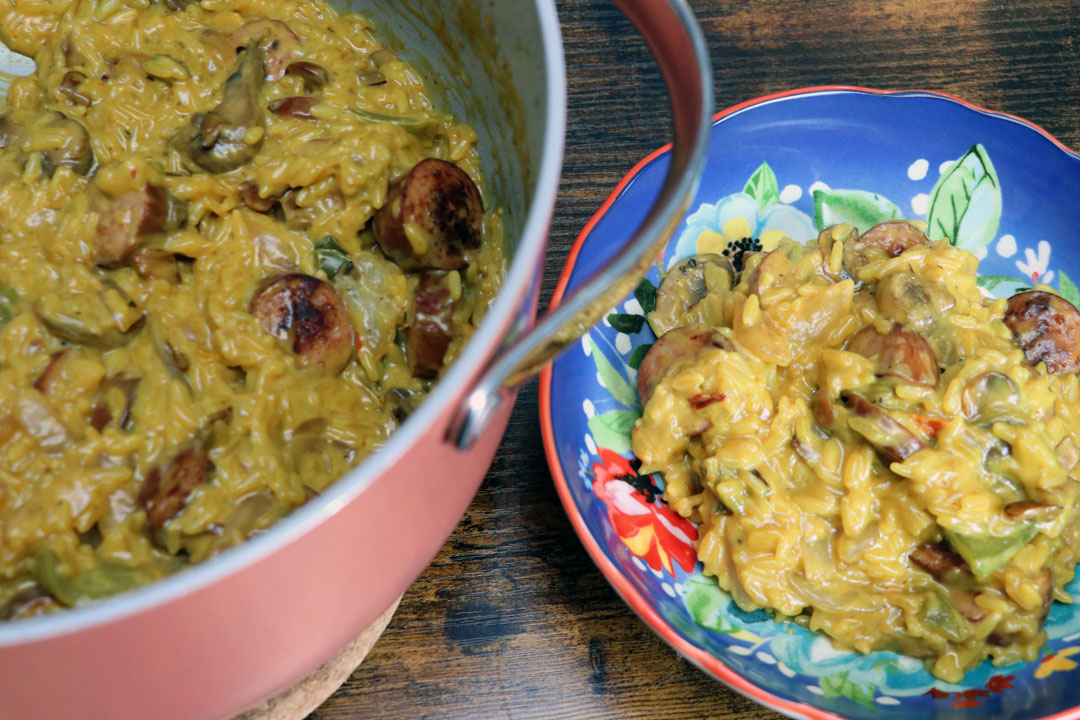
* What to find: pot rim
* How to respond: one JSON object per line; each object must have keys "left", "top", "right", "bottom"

{"left": 0, "top": 0, "right": 567, "bottom": 647}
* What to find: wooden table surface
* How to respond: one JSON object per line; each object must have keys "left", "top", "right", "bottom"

{"left": 313, "top": 1, "right": 1080, "bottom": 718}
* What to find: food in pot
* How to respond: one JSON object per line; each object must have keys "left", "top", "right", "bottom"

{"left": 632, "top": 220, "right": 1080, "bottom": 681}
{"left": 0, "top": 0, "right": 504, "bottom": 618}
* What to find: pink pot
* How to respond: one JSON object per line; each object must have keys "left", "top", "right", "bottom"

{"left": 0, "top": 2, "right": 711, "bottom": 718}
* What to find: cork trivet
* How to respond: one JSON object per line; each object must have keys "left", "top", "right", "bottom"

{"left": 234, "top": 595, "right": 402, "bottom": 720}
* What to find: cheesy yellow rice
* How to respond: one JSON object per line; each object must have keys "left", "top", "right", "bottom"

{"left": 0, "top": 0, "right": 503, "bottom": 618}
{"left": 633, "top": 221, "right": 1080, "bottom": 681}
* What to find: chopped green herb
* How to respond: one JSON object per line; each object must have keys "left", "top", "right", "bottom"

{"left": 634, "top": 277, "right": 657, "bottom": 315}
{"left": 314, "top": 237, "right": 354, "bottom": 281}
{"left": 0, "top": 286, "right": 18, "bottom": 325}
{"left": 607, "top": 312, "right": 645, "bottom": 334}
{"left": 627, "top": 343, "right": 651, "bottom": 370}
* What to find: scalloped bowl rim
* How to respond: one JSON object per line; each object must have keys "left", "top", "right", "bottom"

{"left": 539, "top": 85, "right": 1080, "bottom": 720}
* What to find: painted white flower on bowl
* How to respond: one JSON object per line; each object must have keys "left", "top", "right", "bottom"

{"left": 1016, "top": 240, "right": 1054, "bottom": 285}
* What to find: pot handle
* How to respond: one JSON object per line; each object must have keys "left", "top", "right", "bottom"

{"left": 450, "top": 0, "right": 713, "bottom": 450}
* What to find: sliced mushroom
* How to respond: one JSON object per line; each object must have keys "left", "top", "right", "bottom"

{"left": 951, "top": 589, "right": 987, "bottom": 624}
{"left": 637, "top": 324, "right": 734, "bottom": 405}
{"left": 131, "top": 248, "right": 180, "bottom": 284}
{"left": 816, "top": 223, "right": 857, "bottom": 281}
{"left": 31, "top": 111, "right": 94, "bottom": 177}
{"left": 229, "top": 19, "right": 299, "bottom": 81}
{"left": 747, "top": 243, "right": 806, "bottom": 296}
{"left": 0, "top": 115, "right": 24, "bottom": 150}
{"left": 58, "top": 71, "right": 91, "bottom": 106}
{"left": 963, "top": 372, "right": 1020, "bottom": 425}
{"left": 408, "top": 273, "right": 455, "bottom": 379}
{"left": 239, "top": 181, "right": 279, "bottom": 212}
{"left": 649, "top": 254, "right": 734, "bottom": 336}
{"left": 95, "top": 185, "right": 185, "bottom": 266}
{"left": 1004, "top": 500, "right": 1060, "bottom": 519}
{"left": 842, "top": 392, "right": 926, "bottom": 464}
{"left": 385, "top": 387, "right": 418, "bottom": 422}
{"left": 1037, "top": 567, "right": 1054, "bottom": 622}
{"left": 285, "top": 61, "right": 329, "bottom": 92}
{"left": 90, "top": 375, "right": 140, "bottom": 432}
{"left": 373, "top": 158, "right": 484, "bottom": 271}
{"left": 910, "top": 542, "right": 969, "bottom": 581}
{"left": 355, "top": 69, "right": 387, "bottom": 87}
{"left": 844, "top": 220, "right": 931, "bottom": 274}
{"left": 875, "top": 271, "right": 955, "bottom": 335}
{"left": 1003, "top": 291, "right": 1080, "bottom": 374}
{"left": 269, "top": 96, "right": 316, "bottom": 120}
{"left": 0, "top": 587, "right": 54, "bottom": 620}
{"left": 179, "top": 46, "right": 264, "bottom": 173}
{"left": 845, "top": 323, "right": 939, "bottom": 387}
{"left": 250, "top": 273, "right": 354, "bottom": 374}
{"left": 138, "top": 449, "right": 212, "bottom": 533}
{"left": 33, "top": 290, "right": 142, "bottom": 348}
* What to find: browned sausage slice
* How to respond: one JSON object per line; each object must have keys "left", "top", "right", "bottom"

{"left": 846, "top": 323, "right": 939, "bottom": 387}
{"left": 408, "top": 273, "right": 456, "bottom": 379}
{"left": 95, "top": 186, "right": 181, "bottom": 266}
{"left": 138, "top": 448, "right": 211, "bottom": 533}
{"left": 373, "top": 158, "right": 483, "bottom": 271}
{"left": 1004, "top": 290, "right": 1080, "bottom": 374}
{"left": 844, "top": 221, "right": 931, "bottom": 273}
{"left": 637, "top": 324, "right": 734, "bottom": 405}
{"left": 250, "top": 273, "right": 354, "bottom": 374}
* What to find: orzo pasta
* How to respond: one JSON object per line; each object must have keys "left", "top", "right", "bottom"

{"left": 0, "top": 0, "right": 503, "bottom": 618}
{"left": 633, "top": 221, "right": 1080, "bottom": 681}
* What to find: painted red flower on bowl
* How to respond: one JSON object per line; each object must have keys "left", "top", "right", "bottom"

{"left": 590, "top": 448, "right": 698, "bottom": 576}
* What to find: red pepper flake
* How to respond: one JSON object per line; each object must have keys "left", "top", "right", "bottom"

{"left": 689, "top": 392, "right": 726, "bottom": 410}
{"left": 353, "top": 335, "right": 364, "bottom": 352}
{"left": 912, "top": 414, "right": 947, "bottom": 439}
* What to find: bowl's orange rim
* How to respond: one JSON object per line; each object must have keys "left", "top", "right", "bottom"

{"left": 538, "top": 85, "right": 1080, "bottom": 720}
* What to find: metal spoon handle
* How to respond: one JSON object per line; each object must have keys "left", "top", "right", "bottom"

{"left": 451, "top": 0, "right": 713, "bottom": 450}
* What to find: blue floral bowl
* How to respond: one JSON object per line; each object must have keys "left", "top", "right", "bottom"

{"left": 539, "top": 87, "right": 1080, "bottom": 720}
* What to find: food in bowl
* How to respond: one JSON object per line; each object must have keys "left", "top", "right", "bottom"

{"left": 0, "top": 0, "right": 503, "bottom": 618}
{"left": 632, "top": 220, "right": 1080, "bottom": 681}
